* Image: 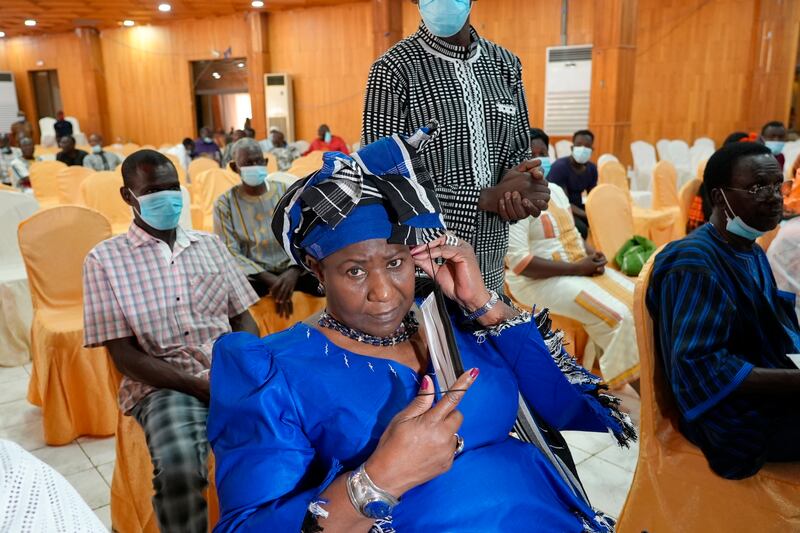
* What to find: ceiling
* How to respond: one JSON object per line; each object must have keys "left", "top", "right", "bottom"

{"left": 0, "top": 0, "right": 355, "bottom": 37}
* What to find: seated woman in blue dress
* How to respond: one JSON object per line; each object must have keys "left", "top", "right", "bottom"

{"left": 207, "top": 126, "right": 636, "bottom": 532}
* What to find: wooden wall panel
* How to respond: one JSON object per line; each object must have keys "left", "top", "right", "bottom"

{"left": 268, "top": 1, "right": 374, "bottom": 144}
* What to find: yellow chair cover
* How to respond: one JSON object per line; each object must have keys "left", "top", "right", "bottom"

{"left": 29, "top": 160, "right": 67, "bottom": 207}
{"left": 193, "top": 168, "right": 239, "bottom": 232}
{"left": 598, "top": 160, "right": 629, "bottom": 192}
{"left": 163, "top": 153, "right": 188, "bottom": 185}
{"left": 266, "top": 154, "right": 278, "bottom": 174}
{"left": 288, "top": 151, "right": 325, "bottom": 178}
{"left": 56, "top": 166, "right": 94, "bottom": 205}
{"left": 755, "top": 226, "right": 780, "bottom": 252}
{"left": 0, "top": 183, "right": 15, "bottom": 192}
{"left": 617, "top": 253, "right": 800, "bottom": 532}
{"left": 677, "top": 178, "right": 702, "bottom": 234}
{"left": 34, "top": 145, "right": 59, "bottom": 158}
{"left": 585, "top": 184, "right": 635, "bottom": 262}
{"left": 651, "top": 160, "right": 683, "bottom": 238}
{"left": 249, "top": 292, "right": 327, "bottom": 336}
{"left": 18, "top": 206, "right": 118, "bottom": 444}
{"left": 79, "top": 171, "right": 133, "bottom": 235}
{"left": 121, "top": 143, "right": 141, "bottom": 157}
{"left": 188, "top": 158, "right": 220, "bottom": 183}
{"left": 106, "top": 365, "right": 219, "bottom": 533}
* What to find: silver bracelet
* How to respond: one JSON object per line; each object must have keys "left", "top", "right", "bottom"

{"left": 346, "top": 463, "right": 399, "bottom": 520}
{"left": 463, "top": 289, "right": 499, "bottom": 321}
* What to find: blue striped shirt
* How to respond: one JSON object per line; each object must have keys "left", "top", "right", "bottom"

{"left": 647, "top": 223, "right": 800, "bottom": 478}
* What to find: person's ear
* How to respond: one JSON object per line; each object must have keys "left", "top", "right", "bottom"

{"left": 230, "top": 161, "right": 239, "bottom": 174}
{"left": 120, "top": 186, "right": 134, "bottom": 207}
{"left": 306, "top": 257, "right": 324, "bottom": 284}
{"left": 709, "top": 187, "right": 724, "bottom": 208}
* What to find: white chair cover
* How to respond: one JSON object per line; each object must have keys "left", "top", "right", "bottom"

{"left": 0, "top": 191, "right": 39, "bottom": 366}
{"left": 291, "top": 140, "right": 310, "bottom": 155}
{"left": 38, "top": 117, "right": 57, "bottom": 147}
{"left": 269, "top": 171, "right": 301, "bottom": 187}
{"left": 597, "top": 153, "right": 619, "bottom": 167}
{"left": 781, "top": 140, "right": 800, "bottom": 177}
{"left": 555, "top": 139, "right": 572, "bottom": 159}
{"left": 689, "top": 145, "right": 714, "bottom": 178}
{"left": 655, "top": 139, "right": 671, "bottom": 161}
{"left": 668, "top": 140, "right": 693, "bottom": 188}
{"left": 630, "top": 140, "right": 657, "bottom": 192}
{"left": 692, "top": 137, "right": 715, "bottom": 152}
{"left": 767, "top": 218, "right": 800, "bottom": 321}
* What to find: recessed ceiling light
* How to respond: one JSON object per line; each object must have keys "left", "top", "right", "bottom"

{"left": 237, "top": 62, "right": 245, "bottom": 68}
{"left": 212, "top": 72, "right": 221, "bottom": 79}
{"left": 0, "top": 32, "right": 5, "bottom": 38}
{"left": 122, "top": 20, "right": 135, "bottom": 27}
{"left": 24, "top": 19, "right": 37, "bottom": 27}
{"left": 251, "top": 1, "right": 264, "bottom": 7}
{"left": 158, "top": 3, "right": 171, "bottom": 12}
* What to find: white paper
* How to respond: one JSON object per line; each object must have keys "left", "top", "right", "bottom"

{"left": 787, "top": 354, "right": 800, "bottom": 369}
{"left": 419, "top": 293, "right": 457, "bottom": 392}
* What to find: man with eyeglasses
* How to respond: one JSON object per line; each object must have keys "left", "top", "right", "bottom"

{"left": 647, "top": 141, "right": 799, "bottom": 480}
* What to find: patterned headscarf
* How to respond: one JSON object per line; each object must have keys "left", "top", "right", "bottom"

{"left": 272, "top": 123, "right": 446, "bottom": 269}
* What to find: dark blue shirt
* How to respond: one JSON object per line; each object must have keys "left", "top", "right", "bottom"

{"left": 647, "top": 224, "right": 800, "bottom": 478}
{"left": 546, "top": 157, "right": 597, "bottom": 208}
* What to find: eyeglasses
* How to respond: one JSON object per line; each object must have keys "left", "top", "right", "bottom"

{"left": 725, "top": 180, "right": 794, "bottom": 202}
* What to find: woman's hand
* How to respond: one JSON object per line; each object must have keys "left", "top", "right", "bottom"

{"left": 364, "top": 369, "right": 479, "bottom": 498}
{"left": 410, "top": 235, "right": 491, "bottom": 312}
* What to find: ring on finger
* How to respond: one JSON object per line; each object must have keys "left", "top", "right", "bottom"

{"left": 453, "top": 433, "right": 465, "bottom": 457}
{"left": 444, "top": 233, "right": 460, "bottom": 247}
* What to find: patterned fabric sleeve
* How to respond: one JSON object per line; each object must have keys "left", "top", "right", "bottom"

{"left": 213, "top": 192, "right": 263, "bottom": 276}
{"left": 210, "top": 235, "right": 260, "bottom": 318}
{"left": 506, "top": 56, "right": 533, "bottom": 169}
{"left": 82, "top": 253, "right": 134, "bottom": 347}
{"left": 361, "top": 58, "right": 409, "bottom": 146}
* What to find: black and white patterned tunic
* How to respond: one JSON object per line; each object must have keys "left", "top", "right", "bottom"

{"left": 362, "top": 23, "right": 532, "bottom": 291}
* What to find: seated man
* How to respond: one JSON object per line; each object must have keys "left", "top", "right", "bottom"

{"left": 0, "top": 134, "right": 22, "bottom": 186}
{"left": 506, "top": 181, "right": 639, "bottom": 390}
{"left": 265, "top": 129, "right": 300, "bottom": 171}
{"left": 760, "top": 120, "right": 787, "bottom": 169}
{"left": 82, "top": 149, "right": 259, "bottom": 532}
{"left": 303, "top": 123, "right": 348, "bottom": 155}
{"left": 9, "top": 137, "right": 37, "bottom": 190}
{"left": 220, "top": 129, "right": 245, "bottom": 169}
{"left": 56, "top": 135, "right": 88, "bottom": 167}
{"left": 214, "top": 138, "right": 321, "bottom": 318}
{"left": 648, "top": 142, "right": 800, "bottom": 479}
{"left": 194, "top": 127, "right": 221, "bottom": 163}
{"left": 83, "top": 133, "right": 122, "bottom": 171}
{"left": 547, "top": 129, "right": 597, "bottom": 238}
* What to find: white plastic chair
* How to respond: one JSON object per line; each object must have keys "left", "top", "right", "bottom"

{"left": 668, "top": 140, "right": 693, "bottom": 188}
{"left": 597, "top": 153, "right": 619, "bottom": 167}
{"left": 555, "top": 140, "right": 572, "bottom": 159}
{"left": 38, "top": 117, "right": 57, "bottom": 147}
{"left": 0, "top": 190, "right": 39, "bottom": 365}
{"left": 630, "top": 140, "right": 657, "bottom": 192}
{"left": 655, "top": 139, "right": 671, "bottom": 162}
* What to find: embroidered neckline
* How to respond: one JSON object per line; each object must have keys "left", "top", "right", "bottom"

{"left": 416, "top": 22, "right": 480, "bottom": 61}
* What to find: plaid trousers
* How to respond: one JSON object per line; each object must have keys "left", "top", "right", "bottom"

{"left": 131, "top": 389, "right": 209, "bottom": 533}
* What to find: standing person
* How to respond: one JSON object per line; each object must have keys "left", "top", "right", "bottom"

{"left": 82, "top": 149, "right": 259, "bottom": 533}
{"left": 10, "top": 111, "right": 33, "bottom": 146}
{"left": 9, "top": 137, "right": 37, "bottom": 190}
{"left": 302, "top": 124, "right": 348, "bottom": 155}
{"left": 56, "top": 135, "right": 88, "bottom": 167}
{"left": 53, "top": 111, "right": 73, "bottom": 143}
{"left": 214, "top": 138, "right": 321, "bottom": 318}
{"left": 0, "top": 134, "right": 22, "bottom": 185}
{"left": 760, "top": 121, "right": 787, "bottom": 170}
{"left": 362, "top": 0, "right": 550, "bottom": 292}
{"left": 194, "top": 127, "right": 222, "bottom": 163}
{"left": 547, "top": 129, "right": 597, "bottom": 239}
{"left": 83, "top": 133, "right": 122, "bottom": 171}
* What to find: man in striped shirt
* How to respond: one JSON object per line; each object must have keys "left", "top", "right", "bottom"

{"left": 648, "top": 142, "right": 800, "bottom": 479}
{"left": 362, "top": 1, "right": 550, "bottom": 292}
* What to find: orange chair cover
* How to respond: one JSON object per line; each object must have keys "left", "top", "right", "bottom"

{"left": 18, "top": 206, "right": 118, "bottom": 444}
{"left": 598, "top": 160, "right": 629, "bottom": 192}
{"left": 188, "top": 158, "right": 220, "bottom": 183}
{"left": 650, "top": 160, "right": 684, "bottom": 239}
{"left": 677, "top": 178, "right": 702, "bottom": 234}
{"left": 163, "top": 153, "right": 188, "bottom": 185}
{"left": 107, "top": 365, "right": 219, "bottom": 533}
{"left": 249, "top": 292, "right": 327, "bottom": 336}
{"left": 56, "top": 166, "right": 94, "bottom": 205}
{"left": 29, "top": 160, "right": 67, "bottom": 207}
{"left": 631, "top": 205, "right": 679, "bottom": 246}
{"left": 79, "top": 171, "right": 133, "bottom": 235}
{"left": 266, "top": 154, "right": 278, "bottom": 174}
{"left": 617, "top": 253, "right": 800, "bottom": 533}
{"left": 121, "top": 143, "right": 141, "bottom": 157}
{"left": 287, "top": 151, "right": 325, "bottom": 179}
{"left": 193, "top": 168, "right": 238, "bottom": 232}
{"left": 586, "top": 184, "right": 634, "bottom": 262}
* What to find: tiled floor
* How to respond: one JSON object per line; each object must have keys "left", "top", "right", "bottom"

{"left": 0, "top": 364, "right": 641, "bottom": 528}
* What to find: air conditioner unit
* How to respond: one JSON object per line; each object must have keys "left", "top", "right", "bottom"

{"left": 543, "top": 45, "right": 592, "bottom": 136}
{"left": 264, "top": 73, "right": 295, "bottom": 142}
{"left": 0, "top": 72, "right": 20, "bottom": 133}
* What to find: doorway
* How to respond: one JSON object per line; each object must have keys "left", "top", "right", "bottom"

{"left": 30, "top": 70, "right": 62, "bottom": 121}
{"left": 191, "top": 58, "right": 251, "bottom": 135}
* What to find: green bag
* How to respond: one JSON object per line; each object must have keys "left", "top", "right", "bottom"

{"left": 614, "top": 235, "right": 656, "bottom": 276}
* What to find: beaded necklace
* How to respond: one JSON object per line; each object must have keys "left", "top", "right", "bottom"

{"left": 318, "top": 310, "right": 418, "bottom": 346}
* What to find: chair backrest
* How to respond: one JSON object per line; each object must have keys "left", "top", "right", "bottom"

{"left": 290, "top": 140, "right": 310, "bottom": 155}
{"left": 194, "top": 168, "right": 238, "bottom": 231}
{"left": 690, "top": 145, "right": 714, "bottom": 176}
{"left": 38, "top": 117, "right": 56, "bottom": 138}
{"left": 630, "top": 141, "right": 657, "bottom": 191}
{"left": 188, "top": 157, "right": 220, "bottom": 182}
{"left": 655, "top": 139, "right": 671, "bottom": 161}
{"left": 65, "top": 116, "right": 82, "bottom": 134}
{"left": 696, "top": 158, "right": 708, "bottom": 181}
{"left": 56, "top": 166, "right": 94, "bottom": 204}
{"left": 585, "top": 184, "right": 634, "bottom": 260}
{"left": 121, "top": 143, "right": 141, "bottom": 157}
{"left": 28, "top": 160, "right": 67, "bottom": 203}
{"left": 597, "top": 153, "right": 619, "bottom": 168}
{"left": 781, "top": 140, "right": 800, "bottom": 178}
{"left": 554, "top": 139, "right": 572, "bottom": 159}
{"left": 18, "top": 205, "right": 111, "bottom": 310}
{"left": 266, "top": 154, "right": 278, "bottom": 174}
{"left": 163, "top": 153, "right": 187, "bottom": 184}
{"left": 651, "top": 160, "right": 680, "bottom": 209}
{"left": 598, "top": 160, "right": 629, "bottom": 192}
{"left": 0, "top": 191, "right": 39, "bottom": 268}
{"left": 677, "top": 178, "right": 702, "bottom": 230}
{"left": 79, "top": 171, "right": 132, "bottom": 227}
{"left": 179, "top": 186, "right": 193, "bottom": 230}
{"left": 268, "top": 171, "right": 300, "bottom": 187}
{"left": 692, "top": 137, "right": 715, "bottom": 152}
{"left": 668, "top": 140, "right": 691, "bottom": 169}
{"left": 287, "top": 151, "right": 325, "bottom": 178}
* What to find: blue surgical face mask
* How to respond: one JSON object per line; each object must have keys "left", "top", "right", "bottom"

{"left": 91, "top": 144, "right": 102, "bottom": 154}
{"left": 323, "top": 131, "right": 332, "bottom": 144}
{"left": 419, "top": 0, "right": 472, "bottom": 38}
{"left": 534, "top": 156, "right": 552, "bottom": 178}
{"left": 130, "top": 189, "right": 183, "bottom": 231}
{"left": 240, "top": 165, "right": 269, "bottom": 187}
{"left": 720, "top": 190, "right": 765, "bottom": 241}
{"left": 764, "top": 140, "right": 784, "bottom": 156}
{"left": 572, "top": 146, "right": 592, "bottom": 164}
